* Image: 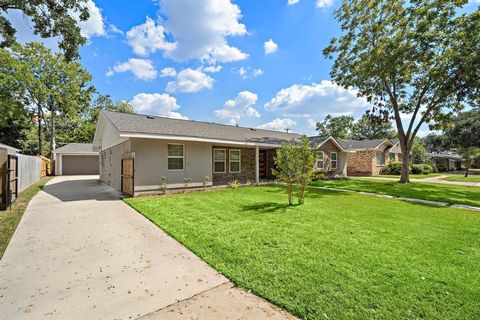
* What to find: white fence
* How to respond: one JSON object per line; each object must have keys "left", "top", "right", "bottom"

{"left": 17, "top": 154, "right": 42, "bottom": 192}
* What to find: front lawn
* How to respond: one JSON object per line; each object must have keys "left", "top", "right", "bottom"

{"left": 442, "top": 174, "right": 480, "bottom": 183}
{"left": 0, "top": 177, "right": 52, "bottom": 258}
{"left": 311, "top": 178, "right": 480, "bottom": 207}
{"left": 125, "top": 186, "right": 480, "bottom": 319}
{"left": 372, "top": 173, "right": 442, "bottom": 179}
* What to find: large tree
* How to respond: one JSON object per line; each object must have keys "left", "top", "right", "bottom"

{"left": 324, "top": 0, "right": 480, "bottom": 183}
{"left": 0, "top": 0, "right": 90, "bottom": 61}
{"left": 316, "top": 115, "right": 354, "bottom": 138}
{"left": 351, "top": 115, "right": 397, "bottom": 140}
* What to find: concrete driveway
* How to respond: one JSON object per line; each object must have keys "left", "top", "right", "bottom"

{"left": 0, "top": 176, "right": 294, "bottom": 320}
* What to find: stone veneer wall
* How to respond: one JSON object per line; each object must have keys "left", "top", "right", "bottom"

{"left": 212, "top": 146, "right": 256, "bottom": 184}
{"left": 316, "top": 140, "right": 346, "bottom": 176}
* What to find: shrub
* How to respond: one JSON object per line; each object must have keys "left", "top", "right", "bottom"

{"left": 438, "top": 166, "right": 448, "bottom": 172}
{"left": 312, "top": 169, "right": 325, "bottom": 181}
{"left": 421, "top": 164, "right": 433, "bottom": 174}
{"left": 410, "top": 164, "right": 424, "bottom": 174}
{"left": 202, "top": 176, "right": 210, "bottom": 191}
{"left": 228, "top": 179, "right": 240, "bottom": 189}
{"left": 183, "top": 177, "right": 192, "bottom": 192}
{"left": 160, "top": 176, "right": 167, "bottom": 194}
{"left": 430, "top": 163, "right": 439, "bottom": 173}
{"left": 380, "top": 161, "right": 403, "bottom": 175}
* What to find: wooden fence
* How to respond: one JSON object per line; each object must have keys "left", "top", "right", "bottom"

{"left": 39, "top": 156, "right": 53, "bottom": 177}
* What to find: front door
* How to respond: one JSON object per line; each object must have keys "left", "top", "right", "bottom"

{"left": 259, "top": 150, "right": 267, "bottom": 179}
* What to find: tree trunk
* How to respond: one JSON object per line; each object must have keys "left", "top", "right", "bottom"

{"left": 287, "top": 183, "right": 292, "bottom": 205}
{"left": 465, "top": 166, "right": 469, "bottom": 177}
{"left": 298, "top": 186, "right": 304, "bottom": 205}
{"left": 400, "top": 147, "right": 410, "bottom": 183}
{"left": 50, "top": 108, "right": 56, "bottom": 160}
{"left": 37, "top": 106, "right": 42, "bottom": 156}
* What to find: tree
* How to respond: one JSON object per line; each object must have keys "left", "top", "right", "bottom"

{"left": 411, "top": 139, "right": 429, "bottom": 164}
{"left": 0, "top": 0, "right": 90, "bottom": 61}
{"left": 295, "top": 136, "right": 315, "bottom": 205}
{"left": 423, "top": 133, "right": 449, "bottom": 153}
{"left": 351, "top": 115, "right": 396, "bottom": 140}
{"left": 457, "top": 147, "right": 480, "bottom": 177}
{"left": 273, "top": 139, "right": 299, "bottom": 205}
{"left": 324, "top": 1, "right": 480, "bottom": 183}
{"left": 316, "top": 115, "right": 354, "bottom": 138}
{"left": 443, "top": 109, "right": 480, "bottom": 149}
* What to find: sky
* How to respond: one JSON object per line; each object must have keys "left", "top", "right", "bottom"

{"left": 8, "top": 0, "right": 480, "bottom": 136}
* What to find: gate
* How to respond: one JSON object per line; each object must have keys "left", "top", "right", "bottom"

{"left": 121, "top": 157, "right": 134, "bottom": 196}
{"left": 1, "top": 155, "right": 18, "bottom": 209}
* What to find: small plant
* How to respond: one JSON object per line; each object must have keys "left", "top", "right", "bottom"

{"left": 184, "top": 177, "right": 192, "bottom": 191}
{"left": 245, "top": 179, "right": 252, "bottom": 186}
{"left": 228, "top": 179, "right": 240, "bottom": 189}
{"left": 159, "top": 176, "right": 167, "bottom": 194}
{"left": 202, "top": 176, "right": 210, "bottom": 191}
{"left": 312, "top": 169, "right": 325, "bottom": 181}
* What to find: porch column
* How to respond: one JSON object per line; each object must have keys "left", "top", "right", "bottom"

{"left": 255, "top": 146, "right": 259, "bottom": 184}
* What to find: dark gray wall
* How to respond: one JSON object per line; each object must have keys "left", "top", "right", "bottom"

{"left": 62, "top": 155, "right": 99, "bottom": 175}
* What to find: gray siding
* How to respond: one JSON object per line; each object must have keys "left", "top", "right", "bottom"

{"left": 99, "top": 140, "right": 131, "bottom": 191}
{"left": 17, "top": 154, "right": 42, "bottom": 192}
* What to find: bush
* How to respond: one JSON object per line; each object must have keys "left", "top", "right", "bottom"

{"left": 410, "top": 164, "right": 424, "bottom": 174}
{"left": 312, "top": 170, "right": 325, "bottom": 181}
{"left": 228, "top": 179, "right": 240, "bottom": 189}
{"left": 438, "top": 166, "right": 448, "bottom": 172}
{"left": 380, "top": 162, "right": 403, "bottom": 175}
{"left": 421, "top": 164, "right": 433, "bottom": 174}
{"left": 430, "top": 163, "right": 439, "bottom": 173}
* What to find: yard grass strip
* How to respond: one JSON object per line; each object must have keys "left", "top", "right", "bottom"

{"left": 372, "top": 173, "right": 442, "bottom": 179}
{"left": 0, "top": 177, "right": 52, "bottom": 259}
{"left": 441, "top": 175, "right": 480, "bottom": 183}
{"left": 310, "top": 178, "right": 480, "bottom": 208}
{"left": 125, "top": 186, "right": 480, "bottom": 320}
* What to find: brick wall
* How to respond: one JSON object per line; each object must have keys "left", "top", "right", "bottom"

{"left": 212, "top": 146, "right": 255, "bottom": 184}
{"left": 347, "top": 150, "right": 375, "bottom": 176}
{"left": 315, "top": 140, "right": 346, "bottom": 177}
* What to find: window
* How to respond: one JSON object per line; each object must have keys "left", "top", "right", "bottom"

{"left": 213, "top": 149, "right": 226, "bottom": 173}
{"left": 316, "top": 151, "right": 324, "bottom": 169}
{"left": 168, "top": 144, "right": 184, "bottom": 170}
{"left": 229, "top": 149, "right": 241, "bottom": 173}
{"left": 330, "top": 152, "right": 337, "bottom": 169}
{"left": 376, "top": 151, "right": 385, "bottom": 165}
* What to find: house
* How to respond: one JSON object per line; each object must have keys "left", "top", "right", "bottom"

{"left": 336, "top": 138, "right": 396, "bottom": 176}
{"left": 309, "top": 136, "right": 350, "bottom": 177}
{"left": 53, "top": 143, "right": 99, "bottom": 175}
{"left": 93, "top": 111, "right": 350, "bottom": 195}
{"left": 428, "top": 153, "right": 462, "bottom": 171}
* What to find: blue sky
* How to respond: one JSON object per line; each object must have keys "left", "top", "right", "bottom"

{"left": 9, "top": 0, "right": 480, "bottom": 135}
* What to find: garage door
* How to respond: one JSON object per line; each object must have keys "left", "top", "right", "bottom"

{"left": 62, "top": 155, "right": 99, "bottom": 175}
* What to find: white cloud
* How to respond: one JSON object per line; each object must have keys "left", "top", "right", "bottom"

{"left": 201, "top": 65, "right": 223, "bottom": 73}
{"left": 160, "top": 67, "right": 177, "bottom": 77}
{"left": 264, "top": 39, "right": 278, "bottom": 54}
{"left": 238, "top": 67, "right": 247, "bottom": 78}
{"left": 288, "top": 0, "right": 300, "bottom": 4}
{"left": 131, "top": 93, "right": 187, "bottom": 119}
{"left": 76, "top": 0, "right": 105, "bottom": 39}
{"left": 214, "top": 91, "right": 260, "bottom": 125}
{"left": 107, "top": 58, "right": 157, "bottom": 81}
{"left": 234, "top": 67, "right": 263, "bottom": 79}
{"left": 253, "top": 68, "right": 264, "bottom": 77}
{"left": 258, "top": 118, "right": 296, "bottom": 131}
{"left": 126, "top": 17, "right": 176, "bottom": 56}
{"left": 316, "top": 0, "right": 334, "bottom": 8}
{"left": 264, "top": 80, "right": 369, "bottom": 118}
{"left": 166, "top": 68, "right": 214, "bottom": 93}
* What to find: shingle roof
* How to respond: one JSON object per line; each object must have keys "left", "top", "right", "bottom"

{"left": 102, "top": 110, "right": 301, "bottom": 145}
{"left": 53, "top": 143, "right": 95, "bottom": 153}
{"left": 428, "top": 153, "right": 461, "bottom": 161}
{"left": 308, "top": 136, "right": 330, "bottom": 148}
{"left": 336, "top": 138, "right": 390, "bottom": 150}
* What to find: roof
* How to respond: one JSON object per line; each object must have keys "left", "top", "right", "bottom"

{"left": 0, "top": 142, "right": 20, "bottom": 152}
{"left": 53, "top": 143, "right": 95, "bottom": 154}
{"left": 101, "top": 110, "right": 301, "bottom": 146}
{"left": 308, "top": 136, "right": 329, "bottom": 148}
{"left": 428, "top": 153, "right": 462, "bottom": 161}
{"left": 336, "top": 138, "right": 391, "bottom": 150}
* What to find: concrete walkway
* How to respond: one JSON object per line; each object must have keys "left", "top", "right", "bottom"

{"left": 0, "top": 176, "right": 294, "bottom": 320}
{"left": 360, "top": 175, "right": 480, "bottom": 187}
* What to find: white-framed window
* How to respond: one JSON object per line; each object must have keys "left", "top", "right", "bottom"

{"left": 109, "top": 149, "right": 112, "bottom": 166}
{"left": 376, "top": 150, "right": 385, "bottom": 165}
{"left": 229, "top": 149, "right": 241, "bottom": 173}
{"left": 316, "top": 151, "right": 324, "bottom": 169}
{"left": 330, "top": 152, "right": 337, "bottom": 169}
{"left": 213, "top": 148, "right": 226, "bottom": 173}
{"left": 168, "top": 144, "right": 184, "bottom": 171}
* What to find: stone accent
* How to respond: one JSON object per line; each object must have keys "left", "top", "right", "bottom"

{"left": 314, "top": 140, "right": 344, "bottom": 177}
{"left": 212, "top": 146, "right": 255, "bottom": 184}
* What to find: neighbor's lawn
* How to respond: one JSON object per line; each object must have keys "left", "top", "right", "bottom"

{"left": 125, "top": 186, "right": 480, "bottom": 319}
{"left": 311, "top": 178, "right": 480, "bottom": 207}
{"left": 0, "top": 177, "right": 52, "bottom": 258}
{"left": 372, "top": 173, "right": 442, "bottom": 179}
{"left": 442, "top": 174, "right": 480, "bottom": 183}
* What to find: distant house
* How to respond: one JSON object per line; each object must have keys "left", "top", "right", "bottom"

{"left": 93, "top": 111, "right": 350, "bottom": 195}
{"left": 52, "top": 143, "right": 99, "bottom": 175}
{"left": 428, "top": 153, "right": 462, "bottom": 171}
{"left": 335, "top": 138, "right": 399, "bottom": 176}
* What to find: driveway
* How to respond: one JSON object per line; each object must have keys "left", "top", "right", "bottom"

{"left": 0, "top": 176, "right": 294, "bottom": 320}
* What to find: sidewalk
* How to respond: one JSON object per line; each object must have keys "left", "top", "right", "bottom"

{"left": 360, "top": 175, "right": 480, "bottom": 187}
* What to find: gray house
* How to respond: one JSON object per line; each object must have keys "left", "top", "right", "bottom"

{"left": 93, "top": 110, "right": 348, "bottom": 195}
{"left": 53, "top": 143, "right": 99, "bottom": 175}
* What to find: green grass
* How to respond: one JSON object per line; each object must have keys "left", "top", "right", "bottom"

{"left": 442, "top": 174, "right": 480, "bottom": 183}
{"left": 0, "top": 177, "right": 52, "bottom": 259}
{"left": 372, "top": 173, "right": 442, "bottom": 179}
{"left": 125, "top": 186, "right": 480, "bottom": 319}
{"left": 311, "top": 178, "right": 480, "bottom": 207}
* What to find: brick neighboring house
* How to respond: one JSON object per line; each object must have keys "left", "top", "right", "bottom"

{"left": 336, "top": 138, "right": 397, "bottom": 176}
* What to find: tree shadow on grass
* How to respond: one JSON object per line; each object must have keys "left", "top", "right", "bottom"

{"left": 240, "top": 202, "right": 295, "bottom": 214}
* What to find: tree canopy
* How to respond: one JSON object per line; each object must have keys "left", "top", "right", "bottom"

{"left": 0, "top": 0, "right": 90, "bottom": 61}
{"left": 324, "top": 0, "right": 480, "bottom": 183}
{"left": 316, "top": 114, "right": 396, "bottom": 140}
{"left": 316, "top": 115, "right": 354, "bottom": 139}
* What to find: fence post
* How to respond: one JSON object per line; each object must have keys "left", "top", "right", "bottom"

{"left": 0, "top": 149, "right": 7, "bottom": 210}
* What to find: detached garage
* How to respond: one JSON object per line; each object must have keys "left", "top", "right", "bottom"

{"left": 53, "top": 143, "right": 99, "bottom": 175}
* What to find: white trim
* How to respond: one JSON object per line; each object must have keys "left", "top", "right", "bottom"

{"left": 229, "top": 149, "right": 241, "bottom": 173}
{"left": 53, "top": 152, "right": 98, "bottom": 155}
{"left": 213, "top": 148, "right": 226, "bottom": 173}
{"left": 119, "top": 132, "right": 287, "bottom": 148}
{"left": 316, "top": 151, "right": 324, "bottom": 169}
{"left": 167, "top": 143, "right": 185, "bottom": 171}
{"left": 330, "top": 151, "right": 338, "bottom": 169}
